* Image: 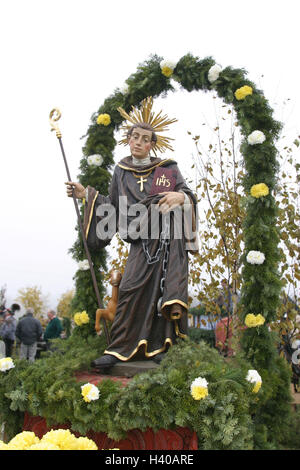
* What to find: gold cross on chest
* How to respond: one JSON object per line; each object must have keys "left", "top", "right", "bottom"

{"left": 137, "top": 176, "right": 147, "bottom": 192}
{"left": 132, "top": 169, "right": 152, "bottom": 192}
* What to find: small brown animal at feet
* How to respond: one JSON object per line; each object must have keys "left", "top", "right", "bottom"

{"left": 95, "top": 270, "right": 122, "bottom": 333}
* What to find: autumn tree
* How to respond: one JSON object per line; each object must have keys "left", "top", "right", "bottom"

{"left": 17, "top": 286, "right": 49, "bottom": 320}
{"left": 187, "top": 103, "right": 300, "bottom": 356}
{"left": 57, "top": 289, "right": 75, "bottom": 318}
{"left": 269, "top": 135, "right": 300, "bottom": 346}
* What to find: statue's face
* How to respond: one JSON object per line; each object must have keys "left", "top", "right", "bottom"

{"left": 128, "top": 127, "right": 153, "bottom": 159}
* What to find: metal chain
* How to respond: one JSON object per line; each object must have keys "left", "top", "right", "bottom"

{"left": 142, "top": 218, "right": 170, "bottom": 264}
{"left": 142, "top": 219, "right": 170, "bottom": 317}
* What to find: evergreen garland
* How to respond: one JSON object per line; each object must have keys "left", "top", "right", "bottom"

{"left": 0, "top": 338, "right": 257, "bottom": 449}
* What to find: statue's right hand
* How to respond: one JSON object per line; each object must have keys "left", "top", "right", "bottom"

{"left": 65, "top": 181, "right": 86, "bottom": 199}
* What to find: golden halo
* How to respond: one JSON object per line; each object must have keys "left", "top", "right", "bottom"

{"left": 117, "top": 96, "right": 177, "bottom": 156}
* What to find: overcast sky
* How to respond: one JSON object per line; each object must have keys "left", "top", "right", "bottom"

{"left": 0, "top": 0, "right": 299, "bottom": 310}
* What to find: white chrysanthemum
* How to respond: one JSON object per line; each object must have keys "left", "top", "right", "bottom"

{"left": 246, "top": 250, "right": 265, "bottom": 265}
{"left": 119, "top": 82, "right": 129, "bottom": 95}
{"left": 247, "top": 130, "right": 266, "bottom": 145}
{"left": 191, "top": 377, "right": 208, "bottom": 389}
{"left": 81, "top": 383, "right": 100, "bottom": 402}
{"left": 87, "top": 154, "right": 103, "bottom": 167}
{"left": 78, "top": 259, "right": 90, "bottom": 271}
{"left": 160, "top": 59, "right": 177, "bottom": 71}
{"left": 246, "top": 369, "right": 262, "bottom": 384}
{"left": 0, "top": 357, "right": 15, "bottom": 372}
{"left": 208, "top": 64, "right": 222, "bottom": 83}
{"left": 190, "top": 377, "right": 209, "bottom": 400}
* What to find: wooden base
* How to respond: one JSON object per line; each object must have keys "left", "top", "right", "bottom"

{"left": 22, "top": 368, "right": 198, "bottom": 450}
{"left": 23, "top": 412, "right": 198, "bottom": 450}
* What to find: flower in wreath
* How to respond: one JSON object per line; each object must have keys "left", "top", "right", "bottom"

{"left": 246, "top": 250, "right": 265, "bottom": 265}
{"left": 190, "top": 377, "right": 209, "bottom": 400}
{"left": 0, "top": 357, "right": 15, "bottom": 372}
{"left": 234, "top": 85, "right": 253, "bottom": 100}
{"left": 81, "top": 382, "right": 100, "bottom": 403}
{"left": 87, "top": 154, "right": 103, "bottom": 167}
{"left": 245, "top": 313, "right": 266, "bottom": 328}
{"left": 160, "top": 59, "right": 177, "bottom": 77}
{"left": 250, "top": 183, "right": 269, "bottom": 198}
{"left": 74, "top": 311, "right": 90, "bottom": 326}
{"left": 247, "top": 130, "right": 266, "bottom": 145}
{"left": 78, "top": 259, "right": 90, "bottom": 271}
{"left": 208, "top": 64, "right": 222, "bottom": 83}
{"left": 97, "top": 113, "right": 111, "bottom": 126}
{"left": 246, "top": 369, "right": 262, "bottom": 393}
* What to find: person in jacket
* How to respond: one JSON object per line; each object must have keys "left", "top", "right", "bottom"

{"left": 44, "top": 310, "right": 63, "bottom": 349}
{"left": 0, "top": 310, "right": 17, "bottom": 357}
{"left": 15, "top": 308, "right": 43, "bottom": 362}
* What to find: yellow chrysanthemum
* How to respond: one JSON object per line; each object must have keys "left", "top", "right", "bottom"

{"left": 74, "top": 311, "right": 90, "bottom": 326}
{"left": 75, "top": 437, "right": 98, "bottom": 450}
{"left": 161, "top": 66, "right": 173, "bottom": 77}
{"left": 8, "top": 431, "right": 40, "bottom": 450}
{"left": 41, "top": 429, "right": 78, "bottom": 450}
{"left": 235, "top": 85, "right": 253, "bottom": 100}
{"left": 81, "top": 382, "right": 99, "bottom": 403}
{"left": 74, "top": 312, "right": 83, "bottom": 326}
{"left": 245, "top": 313, "right": 265, "bottom": 328}
{"left": 81, "top": 383, "right": 93, "bottom": 402}
{"left": 191, "top": 386, "right": 208, "bottom": 401}
{"left": 28, "top": 442, "right": 60, "bottom": 450}
{"left": 255, "top": 314, "right": 266, "bottom": 326}
{"left": 0, "top": 357, "right": 15, "bottom": 372}
{"left": 190, "top": 377, "right": 209, "bottom": 401}
{"left": 0, "top": 440, "right": 10, "bottom": 450}
{"left": 253, "top": 381, "right": 262, "bottom": 394}
{"left": 250, "top": 183, "right": 269, "bottom": 198}
{"left": 244, "top": 314, "right": 256, "bottom": 327}
{"left": 97, "top": 113, "right": 111, "bottom": 126}
{"left": 80, "top": 311, "right": 89, "bottom": 324}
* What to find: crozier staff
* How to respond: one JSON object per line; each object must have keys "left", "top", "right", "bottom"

{"left": 66, "top": 97, "right": 198, "bottom": 371}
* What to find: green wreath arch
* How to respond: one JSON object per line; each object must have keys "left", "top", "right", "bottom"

{"left": 72, "top": 53, "right": 283, "bottom": 370}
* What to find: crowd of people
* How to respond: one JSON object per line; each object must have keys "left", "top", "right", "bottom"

{"left": 0, "top": 305, "right": 63, "bottom": 362}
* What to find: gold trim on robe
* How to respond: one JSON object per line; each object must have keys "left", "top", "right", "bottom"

{"left": 103, "top": 316, "right": 187, "bottom": 361}
{"left": 117, "top": 158, "right": 175, "bottom": 173}
{"left": 104, "top": 338, "right": 173, "bottom": 361}
{"left": 85, "top": 190, "right": 99, "bottom": 240}
{"left": 161, "top": 299, "right": 188, "bottom": 320}
{"left": 175, "top": 321, "right": 188, "bottom": 339}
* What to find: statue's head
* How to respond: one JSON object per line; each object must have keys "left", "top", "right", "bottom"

{"left": 127, "top": 123, "right": 157, "bottom": 144}
{"left": 118, "top": 97, "right": 177, "bottom": 157}
{"left": 127, "top": 123, "right": 157, "bottom": 159}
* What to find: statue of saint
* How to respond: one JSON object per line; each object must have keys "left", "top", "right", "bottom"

{"left": 66, "top": 98, "right": 198, "bottom": 371}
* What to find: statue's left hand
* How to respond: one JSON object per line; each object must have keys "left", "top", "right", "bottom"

{"left": 158, "top": 191, "right": 185, "bottom": 214}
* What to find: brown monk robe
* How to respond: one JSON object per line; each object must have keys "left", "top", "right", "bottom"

{"left": 83, "top": 156, "right": 198, "bottom": 366}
